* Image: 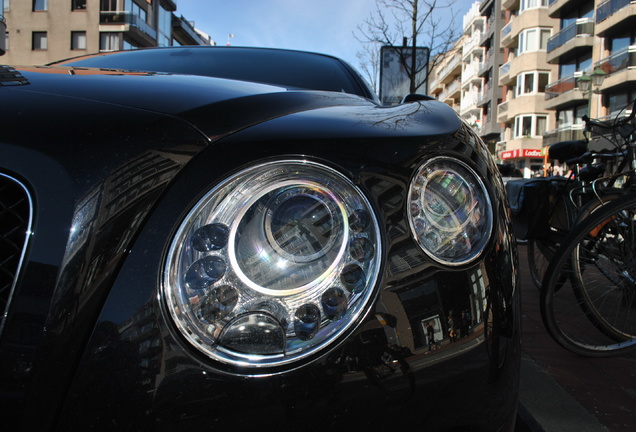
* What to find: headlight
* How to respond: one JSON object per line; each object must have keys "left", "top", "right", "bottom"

{"left": 163, "top": 160, "right": 381, "bottom": 369}
{"left": 408, "top": 157, "right": 492, "bottom": 266}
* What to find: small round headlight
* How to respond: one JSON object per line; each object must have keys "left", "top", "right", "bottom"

{"left": 408, "top": 157, "right": 492, "bottom": 266}
{"left": 163, "top": 160, "right": 381, "bottom": 369}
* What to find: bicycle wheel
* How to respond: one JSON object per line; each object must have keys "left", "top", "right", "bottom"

{"left": 540, "top": 195, "right": 636, "bottom": 357}
{"left": 529, "top": 193, "right": 622, "bottom": 290}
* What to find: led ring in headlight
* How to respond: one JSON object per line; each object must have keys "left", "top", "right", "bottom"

{"left": 408, "top": 157, "right": 493, "bottom": 266}
{"left": 163, "top": 160, "right": 381, "bottom": 369}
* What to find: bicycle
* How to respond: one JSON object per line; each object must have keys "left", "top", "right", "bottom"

{"left": 508, "top": 101, "right": 636, "bottom": 289}
{"left": 540, "top": 192, "right": 636, "bottom": 357}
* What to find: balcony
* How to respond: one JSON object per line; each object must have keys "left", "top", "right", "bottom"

{"left": 497, "top": 100, "right": 509, "bottom": 123}
{"left": 546, "top": 18, "right": 594, "bottom": 64}
{"left": 438, "top": 78, "right": 461, "bottom": 103}
{"left": 172, "top": 15, "right": 211, "bottom": 46}
{"left": 437, "top": 54, "right": 462, "bottom": 84}
{"left": 596, "top": 0, "right": 636, "bottom": 37}
{"left": 480, "top": 114, "right": 502, "bottom": 139}
{"left": 461, "top": 91, "right": 482, "bottom": 116}
{"left": 500, "top": 22, "right": 513, "bottom": 48}
{"left": 478, "top": 61, "right": 491, "bottom": 77}
{"left": 100, "top": 12, "right": 157, "bottom": 44}
{"left": 499, "top": 61, "right": 511, "bottom": 84}
{"left": 462, "top": 64, "right": 483, "bottom": 86}
{"left": 477, "top": 89, "right": 492, "bottom": 107}
{"left": 463, "top": 33, "right": 484, "bottom": 58}
{"left": 596, "top": 45, "right": 636, "bottom": 91}
{"left": 502, "top": 0, "right": 520, "bottom": 10}
{"left": 480, "top": 17, "right": 495, "bottom": 46}
{"left": 543, "top": 125, "right": 585, "bottom": 147}
{"left": 446, "top": 79, "right": 461, "bottom": 99}
{"left": 544, "top": 72, "right": 587, "bottom": 110}
{"left": 548, "top": 0, "right": 579, "bottom": 19}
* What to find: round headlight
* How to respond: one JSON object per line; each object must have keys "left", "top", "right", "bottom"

{"left": 408, "top": 157, "right": 492, "bottom": 266}
{"left": 163, "top": 160, "right": 381, "bottom": 369}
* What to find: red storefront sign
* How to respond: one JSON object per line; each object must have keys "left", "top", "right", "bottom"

{"left": 500, "top": 149, "right": 542, "bottom": 159}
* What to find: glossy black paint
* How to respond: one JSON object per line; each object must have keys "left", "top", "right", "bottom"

{"left": 53, "top": 46, "right": 379, "bottom": 102}
{"left": 0, "top": 49, "right": 520, "bottom": 431}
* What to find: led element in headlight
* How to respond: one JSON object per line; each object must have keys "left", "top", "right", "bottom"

{"left": 164, "top": 160, "right": 381, "bottom": 369}
{"left": 408, "top": 157, "right": 493, "bottom": 265}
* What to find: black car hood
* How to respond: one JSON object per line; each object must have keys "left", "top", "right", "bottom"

{"left": 10, "top": 66, "right": 461, "bottom": 142}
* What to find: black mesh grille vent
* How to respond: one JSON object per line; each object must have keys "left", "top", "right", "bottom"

{"left": 0, "top": 174, "right": 32, "bottom": 335}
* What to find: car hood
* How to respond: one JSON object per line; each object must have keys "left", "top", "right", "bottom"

{"left": 9, "top": 66, "right": 460, "bottom": 142}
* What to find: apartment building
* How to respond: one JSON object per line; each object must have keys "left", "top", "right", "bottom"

{"left": 2, "top": 0, "right": 212, "bottom": 66}
{"left": 460, "top": 3, "right": 485, "bottom": 133}
{"left": 545, "top": 0, "right": 636, "bottom": 151}
{"left": 428, "top": 37, "right": 463, "bottom": 114}
{"left": 477, "top": 0, "right": 505, "bottom": 148}
{"left": 497, "top": 0, "right": 558, "bottom": 177}
{"left": 429, "top": 1, "right": 504, "bottom": 154}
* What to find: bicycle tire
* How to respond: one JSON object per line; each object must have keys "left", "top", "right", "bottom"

{"left": 540, "top": 194, "right": 636, "bottom": 357}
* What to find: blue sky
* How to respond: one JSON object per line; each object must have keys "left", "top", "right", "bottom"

{"left": 174, "top": 0, "right": 472, "bottom": 69}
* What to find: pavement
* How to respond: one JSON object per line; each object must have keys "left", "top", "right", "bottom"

{"left": 515, "top": 244, "right": 636, "bottom": 432}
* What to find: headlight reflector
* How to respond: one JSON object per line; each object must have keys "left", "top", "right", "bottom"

{"left": 164, "top": 160, "right": 381, "bottom": 369}
{"left": 408, "top": 157, "right": 492, "bottom": 265}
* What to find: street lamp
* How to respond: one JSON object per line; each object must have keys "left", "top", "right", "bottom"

{"left": 577, "top": 66, "right": 606, "bottom": 117}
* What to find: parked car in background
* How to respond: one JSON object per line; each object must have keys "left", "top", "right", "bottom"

{"left": 1, "top": 47, "right": 520, "bottom": 431}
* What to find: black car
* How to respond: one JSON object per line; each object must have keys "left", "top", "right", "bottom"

{"left": 1, "top": 47, "right": 520, "bottom": 431}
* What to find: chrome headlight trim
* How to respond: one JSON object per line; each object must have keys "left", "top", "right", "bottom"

{"left": 163, "top": 159, "right": 382, "bottom": 369}
{"left": 408, "top": 156, "right": 493, "bottom": 266}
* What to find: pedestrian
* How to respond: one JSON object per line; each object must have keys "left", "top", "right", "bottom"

{"left": 427, "top": 321, "right": 441, "bottom": 351}
{"left": 448, "top": 314, "right": 457, "bottom": 342}
{"left": 460, "top": 311, "right": 469, "bottom": 338}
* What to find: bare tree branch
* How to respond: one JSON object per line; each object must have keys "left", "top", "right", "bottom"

{"left": 355, "top": 0, "right": 461, "bottom": 98}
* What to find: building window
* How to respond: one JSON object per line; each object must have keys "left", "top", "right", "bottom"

{"left": 607, "top": 91, "right": 636, "bottom": 118}
{"left": 33, "top": 0, "right": 48, "bottom": 11}
{"left": 518, "top": 28, "right": 551, "bottom": 54}
{"left": 4, "top": 0, "right": 10, "bottom": 12}
{"left": 514, "top": 114, "right": 548, "bottom": 138}
{"left": 558, "top": 53, "right": 592, "bottom": 80}
{"left": 130, "top": 1, "right": 147, "bottom": 23}
{"left": 100, "top": 0, "right": 117, "bottom": 12}
{"left": 71, "top": 31, "right": 87, "bottom": 50}
{"left": 72, "top": 0, "right": 87, "bottom": 10}
{"left": 516, "top": 71, "right": 549, "bottom": 97}
{"left": 100, "top": 32, "right": 120, "bottom": 51}
{"left": 520, "top": 0, "right": 548, "bottom": 12}
{"left": 157, "top": 5, "right": 171, "bottom": 47}
{"left": 557, "top": 105, "right": 587, "bottom": 128}
{"left": 32, "top": 32, "right": 48, "bottom": 50}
